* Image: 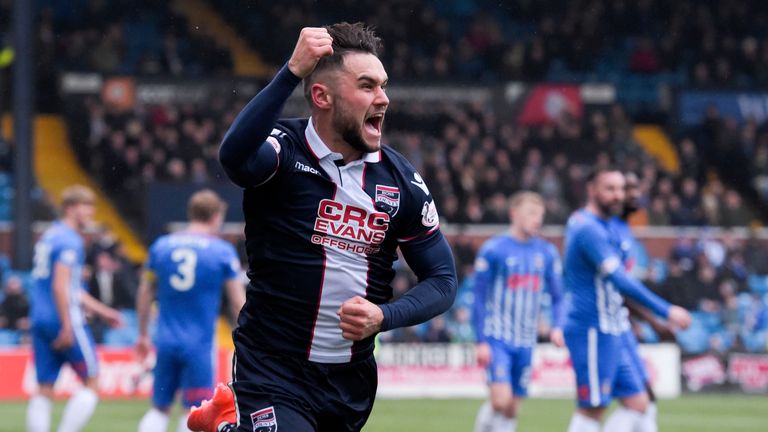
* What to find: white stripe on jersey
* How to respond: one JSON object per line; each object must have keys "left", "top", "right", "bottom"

{"left": 595, "top": 277, "right": 624, "bottom": 335}
{"left": 73, "top": 323, "right": 97, "bottom": 377}
{"left": 523, "top": 274, "right": 536, "bottom": 346}
{"left": 306, "top": 122, "right": 377, "bottom": 363}
{"left": 587, "top": 327, "right": 600, "bottom": 406}
{"left": 490, "top": 272, "right": 504, "bottom": 340}
{"left": 68, "top": 268, "right": 85, "bottom": 327}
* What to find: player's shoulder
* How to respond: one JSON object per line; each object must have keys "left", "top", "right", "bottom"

{"left": 379, "top": 146, "right": 433, "bottom": 201}
{"left": 210, "top": 237, "right": 237, "bottom": 254}
{"left": 380, "top": 145, "right": 416, "bottom": 171}
{"left": 566, "top": 210, "right": 604, "bottom": 236}
{"left": 479, "top": 233, "right": 510, "bottom": 255}
{"left": 532, "top": 236, "right": 559, "bottom": 254}
{"left": 49, "top": 223, "right": 82, "bottom": 250}
{"left": 271, "top": 118, "right": 308, "bottom": 144}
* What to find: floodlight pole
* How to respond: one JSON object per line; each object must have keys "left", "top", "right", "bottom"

{"left": 13, "top": 0, "right": 34, "bottom": 270}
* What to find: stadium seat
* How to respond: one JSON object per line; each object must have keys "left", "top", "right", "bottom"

{"left": 102, "top": 309, "right": 139, "bottom": 347}
{"left": 748, "top": 275, "right": 768, "bottom": 295}
{"left": 675, "top": 315, "right": 710, "bottom": 354}
{"left": 0, "top": 329, "right": 21, "bottom": 345}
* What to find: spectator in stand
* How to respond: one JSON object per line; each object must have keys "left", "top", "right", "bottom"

{"left": 656, "top": 258, "right": 699, "bottom": 311}
{"left": 0, "top": 276, "right": 30, "bottom": 332}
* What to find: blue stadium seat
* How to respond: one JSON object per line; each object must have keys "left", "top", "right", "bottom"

{"left": 0, "top": 329, "right": 21, "bottom": 345}
{"left": 748, "top": 275, "right": 768, "bottom": 295}
{"left": 102, "top": 309, "right": 139, "bottom": 347}
{"left": 675, "top": 315, "right": 710, "bottom": 354}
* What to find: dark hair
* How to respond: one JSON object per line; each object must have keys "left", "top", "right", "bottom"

{"left": 585, "top": 165, "right": 623, "bottom": 183}
{"left": 303, "top": 22, "right": 383, "bottom": 103}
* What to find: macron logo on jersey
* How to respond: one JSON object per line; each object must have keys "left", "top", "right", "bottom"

{"left": 410, "top": 173, "right": 430, "bottom": 196}
{"left": 295, "top": 161, "right": 321, "bottom": 176}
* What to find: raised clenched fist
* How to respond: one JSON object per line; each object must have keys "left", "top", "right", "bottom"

{"left": 288, "top": 27, "right": 334, "bottom": 78}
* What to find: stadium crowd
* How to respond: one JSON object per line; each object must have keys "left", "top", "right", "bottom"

{"left": 217, "top": 0, "right": 768, "bottom": 87}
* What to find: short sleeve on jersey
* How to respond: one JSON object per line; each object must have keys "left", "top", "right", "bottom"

{"left": 222, "top": 243, "right": 241, "bottom": 281}
{"left": 57, "top": 249, "right": 78, "bottom": 266}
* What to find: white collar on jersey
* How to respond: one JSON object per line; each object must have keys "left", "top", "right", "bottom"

{"left": 305, "top": 117, "right": 382, "bottom": 164}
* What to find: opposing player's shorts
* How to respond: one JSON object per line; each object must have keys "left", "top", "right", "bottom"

{"left": 564, "top": 326, "right": 645, "bottom": 408}
{"left": 31, "top": 323, "right": 99, "bottom": 384}
{"left": 485, "top": 339, "right": 533, "bottom": 397}
{"left": 230, "top": 328, "right": 377, "bottom": 432}
{"left": 152, "top": 343, "right": 215, "bottom": 409}
{"left": 619, "top": 329, "right": 649, "bottom": 385}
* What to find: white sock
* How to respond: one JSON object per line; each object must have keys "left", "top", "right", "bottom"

{"left": 490, "top": 412, "right": 517, "bottom": 432}
{"left": 176, "top": 413, "right": 191, "bottom": 432}
{"left": 567, "top": 412, "right": 601, "bottom": 432}
{"left": 57, "top": 388, "right": 98, "bottom": 432}
{"left": 636, "top": 403, "right": 657, "bottom": 432}
{"left": 474, "top": 401, "right": 493, "bottom": 432}
{"left": 138, "top": 407, "right": 169, "bottom": 432}
{"left": 602, "top": 407, "right": 642, "bottom": 432}
{"left": 27, "top": 395, "right": 52, "bottom": 432}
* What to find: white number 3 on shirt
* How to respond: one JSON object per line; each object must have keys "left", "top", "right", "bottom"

{"left": 170, "top": 248, "right": 197, "bottom": 291}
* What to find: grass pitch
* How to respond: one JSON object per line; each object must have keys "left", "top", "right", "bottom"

{"left": 0, "top": 395, "right": 765, "bottom": 431}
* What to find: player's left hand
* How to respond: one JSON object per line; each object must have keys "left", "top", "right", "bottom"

{"left": 549, "top": 327, "right": 565, "bottom": 348}
{"left": 338, "top": 296, "right": 384, "bottom": 341}
{"left": 102, "top": 307, "right": 124, "bottom": 328}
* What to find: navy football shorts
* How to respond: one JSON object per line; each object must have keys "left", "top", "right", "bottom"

{"left": 230, "top": 328, "right": 378, "bottom": 432}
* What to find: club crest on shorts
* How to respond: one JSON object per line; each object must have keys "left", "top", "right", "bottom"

{"left": 250, "top": 406, "right": 277, "bottom": 432}
{"left": 375, "top": 185, "right": 400, "bottom": 217}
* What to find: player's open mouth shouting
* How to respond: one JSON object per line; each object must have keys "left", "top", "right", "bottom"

{"left": 364, "top": 112, "right": 384, "bottom": 138}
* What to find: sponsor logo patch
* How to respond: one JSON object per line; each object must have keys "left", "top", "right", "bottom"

{"left": 250, "top": 406, "right": 277, "bottom": 432}
{"left": 375, "top": 185, "right": 400, "bottom": 217}
{"left": 421, "top": 200, "right": 439, "bottom": 228}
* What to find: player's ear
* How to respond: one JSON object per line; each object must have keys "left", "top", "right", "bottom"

{"left": 311, "top": 83, "right": 332, "bottom": 110}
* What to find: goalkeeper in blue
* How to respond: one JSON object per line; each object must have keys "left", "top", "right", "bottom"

{"left": 472, "top": 191, "right": 565, "bottom": 432}
{"left": 563, "top": 167, "right": 690, "bottom": 432}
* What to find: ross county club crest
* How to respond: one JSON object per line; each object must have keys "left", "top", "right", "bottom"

{"left": 250, "top": 406, "right": 278, "bottom": 432}
{"left": 375, "top": 185, "right": 401, "bottom": 217}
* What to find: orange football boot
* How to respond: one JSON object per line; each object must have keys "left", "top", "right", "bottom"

{"left": 187, "top": 383, "right": 237, "bottom": 432}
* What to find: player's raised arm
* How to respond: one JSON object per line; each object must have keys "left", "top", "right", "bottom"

{"left": 219, "top": 27, "right": 333, "bottom": 187}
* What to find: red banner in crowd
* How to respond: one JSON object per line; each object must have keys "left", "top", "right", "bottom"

{"left": 727, "top": 353, "right": 768, "bottom": 393}
{"left": 517, "top": 84, "right": 583, "bottom": 125}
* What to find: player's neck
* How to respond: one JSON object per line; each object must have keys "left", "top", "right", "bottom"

{"left": 585, "top": 202, "right": 610, "bottom": 220}
{"left": 60, "top": 216, "right": 79, "bottom": 232}
{"left": 312, "top": 117, "right": 363, "bottom": 164}
{"left": 510, "top": 226, "right": 531, "bottom": 242}
{"left": 186, "top": 222, "right": 214, "bottom": 235}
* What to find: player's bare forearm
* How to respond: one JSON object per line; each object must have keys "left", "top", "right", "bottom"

{"left": 52, "top": 262, "right": 73, "bottom": 331}
{"left": 225, "top": 279, "right": 246, "bottom": 323}
{"left": 625, "top": 298, "right": 674, "bottom": 338}
{"left": 81, "top": 290, "right": 123, "bottom": 326}
{"left": 136, "top": 275, "right": 155, "bottom": 338}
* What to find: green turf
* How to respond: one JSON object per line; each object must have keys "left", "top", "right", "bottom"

{"left": 1, "top": 395, "right": 766, "bottom": 431}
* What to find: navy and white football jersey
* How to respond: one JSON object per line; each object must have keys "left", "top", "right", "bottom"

{"left": 238, "top": 118, "right": 441, "bottom": 363}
